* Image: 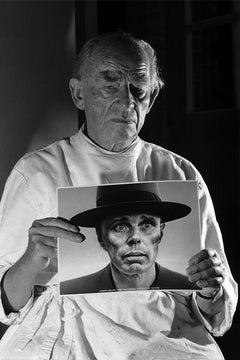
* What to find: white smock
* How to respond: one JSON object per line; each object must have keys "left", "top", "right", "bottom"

{"left": 0, "top": 127, "right": 237, "bottom": 359}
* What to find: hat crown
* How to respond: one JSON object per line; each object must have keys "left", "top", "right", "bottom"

{"left": 96, "top": 183, "right": 162, "bottom": 208}
{"left": 97, "top": 189, "right": 161, "bottom": 208}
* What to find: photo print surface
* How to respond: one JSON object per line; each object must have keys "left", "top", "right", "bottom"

{"left": 58, "top": 180, "right": 201, "bottom": 295}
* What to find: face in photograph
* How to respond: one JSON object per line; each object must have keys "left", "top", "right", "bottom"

{"left": 99, "top": 213, "right": 163, "bottom": 276}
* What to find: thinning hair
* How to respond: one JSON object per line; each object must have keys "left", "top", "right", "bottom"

{"left": 72, "top": 31, "right": 164, "bottom": 92}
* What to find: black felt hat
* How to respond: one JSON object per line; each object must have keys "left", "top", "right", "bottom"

{"left": 70, "top": 182, "right": 191, "bottom": 228}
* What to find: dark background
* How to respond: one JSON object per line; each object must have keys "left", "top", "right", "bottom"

{"left": 72, "top": 0, "right": 240, "bottom": 357}
{"left": 0, "top": 0, "right": 239, "bottom": 358}
{"left": 75, "top": 3, "right": 239, "bottom": 355}
{"left": 0, "top": 0, "right": 77, "bottom": 195}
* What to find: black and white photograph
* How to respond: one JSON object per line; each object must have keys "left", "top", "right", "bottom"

{"left": 0, "top": 1, "right": 238, "bottom": 359}
{"left": 58, "top": 180, "right": 201, "bottom": 294}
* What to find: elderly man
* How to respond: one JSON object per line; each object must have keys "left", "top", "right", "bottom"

{"left": 60, "top": 182, "right": 198, "bottom": 294}
{"left": 0, "top": 31, "right": 237, "bottom": 359}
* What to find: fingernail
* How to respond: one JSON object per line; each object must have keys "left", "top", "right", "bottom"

{"left": 80, "top": 234, "right": 86, "bottom": 242}
{"left": 186, "top": 267, "right": 192, "bottom": 275}
{"left": 74, "top": 232, "right": 85, "bottom": 241}
{"left": 73, "top": 226, "right": 80, "bottom": 233}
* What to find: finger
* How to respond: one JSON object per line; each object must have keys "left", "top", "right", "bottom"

{"left": 186, "top": 255, "right": 222, "bottom": 275}
{"left": 27, "top": 237, "right": 58, "bottom": 259}
{"left": 62, "top": 233, "right": 86, "bottom": 243}
{"left": 188, "top": 248, "right": 217, "bottom": 266}
{"left": 32, "top": 217, "right": 80, "bottom": 233}
{"left": 29, "top": 224, "right": 85, "bottom": 243}
{"left": 188, "top": 265, "right": 225, "bottom": 283}
{"left": 196, "top": 276, "right": 224, "bottom": 289}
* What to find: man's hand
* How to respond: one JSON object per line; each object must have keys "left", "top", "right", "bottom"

{"left": 22, "top": 217, "right": 85, "bottom": 274}
{"left": 186, "top": 249, "right": 225, "bottom": 296}
{"left": 2, "top": 217, "right": 85, "bottom": 312}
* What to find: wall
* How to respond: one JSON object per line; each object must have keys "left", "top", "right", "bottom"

{"left": 0, "top": 0, "right": 78, "bottom": 196}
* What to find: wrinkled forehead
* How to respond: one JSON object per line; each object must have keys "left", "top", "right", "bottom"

{"left": 86, "top": 42, "right": 151, "bottom": 82}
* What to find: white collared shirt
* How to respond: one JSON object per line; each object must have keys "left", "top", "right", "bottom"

{"left": 0, "top": 127, "right": 237, "bottom": 359}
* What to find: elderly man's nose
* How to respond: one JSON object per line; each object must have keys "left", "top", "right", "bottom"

{"left": 118, "top": 86, "right": 134, "bottom": 109}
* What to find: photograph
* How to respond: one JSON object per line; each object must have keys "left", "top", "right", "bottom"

{"left": 58, "top": 180, "right": 201, "bottom": 294}
{"left": 0, "top": 1, "right": 238, "bottom": 358}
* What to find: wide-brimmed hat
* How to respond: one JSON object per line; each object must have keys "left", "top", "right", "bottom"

{"left": 70, "top": 182, "right": 191, "bottom": 227}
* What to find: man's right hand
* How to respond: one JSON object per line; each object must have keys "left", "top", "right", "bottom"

{"left": 22, "top": 217, "right": 85, "bottom": 274}
{"left": 1, "top": 217, "right": 85, "bottom": 313}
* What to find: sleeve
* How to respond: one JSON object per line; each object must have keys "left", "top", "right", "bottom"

{"left": 190, "top": 169, "right": 238, "bottom": 336}
{"left": 0, "top": 167, "right": 39, "bottom": 325}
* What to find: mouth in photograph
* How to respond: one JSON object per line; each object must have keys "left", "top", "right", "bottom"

{"left": 124, "top": 252, "right": 147, "bottom": 260}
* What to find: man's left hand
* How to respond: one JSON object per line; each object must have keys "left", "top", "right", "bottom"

{"left": 186, "top": 249, "right": 225, "bottom": 295}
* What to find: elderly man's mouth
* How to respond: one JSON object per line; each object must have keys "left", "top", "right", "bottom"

{"left": 112, "top": 118, "right": 136, "bottom": 124}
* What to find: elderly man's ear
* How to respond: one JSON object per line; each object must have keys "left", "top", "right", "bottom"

{"left": 146, "top": 87, "right": 159, "bottom": 114}
{"left": 69, "top": 78, "right": 85, "bottom": 111}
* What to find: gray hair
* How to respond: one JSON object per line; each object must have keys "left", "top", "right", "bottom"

{"left": 72, "top": 31, "right": 164, "bottom": 92}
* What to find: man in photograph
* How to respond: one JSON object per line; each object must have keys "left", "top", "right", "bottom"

{"left": 60, "top": 182, "right": 198, "bottom": 294}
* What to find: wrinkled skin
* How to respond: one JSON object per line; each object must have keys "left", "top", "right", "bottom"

{"left": 70, "top": 44, "right": 158, "bottom": 152}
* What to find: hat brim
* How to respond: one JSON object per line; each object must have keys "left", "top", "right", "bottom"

{"left": 70, "top": 201, "right": 191, "bottom": 227}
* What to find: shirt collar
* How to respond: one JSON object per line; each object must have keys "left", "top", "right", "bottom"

{"left": 74, "top": 122, "right": 141, "bottom": 156}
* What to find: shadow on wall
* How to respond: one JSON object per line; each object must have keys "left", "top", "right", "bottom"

{"left": 0, "top": 1, "right": 78, "bottom": 195}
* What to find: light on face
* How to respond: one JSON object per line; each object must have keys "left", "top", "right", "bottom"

{"left": 98, "top": 67, "right": 150, "bottom": 104}
{"left": 78, "top": 49, "right": 156, "bottom": 152}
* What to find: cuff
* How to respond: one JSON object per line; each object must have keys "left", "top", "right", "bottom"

{"left": 191, "top": 276, "right": 237, "bottom": 336}
{"left": 0, "top": 265, "right": 34, "bottom": 325}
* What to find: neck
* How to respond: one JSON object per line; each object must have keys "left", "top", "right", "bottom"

{"left": 83, "top": 124, "right": 137, "bottom": 152}
{"left": 110, "top": 263, "right": 156, "bottom": 290}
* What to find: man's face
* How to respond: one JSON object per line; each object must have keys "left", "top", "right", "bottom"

{"left": 101, "top": 213, "right": 162, "bottom": 276}
{"left": 76, "top": 44, "right": 155, "bottom": 151}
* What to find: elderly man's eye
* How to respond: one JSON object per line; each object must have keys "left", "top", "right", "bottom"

{"left": 113, "top": 224, "right": 128, "bottom": 232}
{"left": 104, "top": 84, "right": 118, "bottom": 91}
{"left": 136, "top": 88, "right": 145, "bottom": 96}
{"left": 129, "top": 84, "right": 146, "bottom": 99}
